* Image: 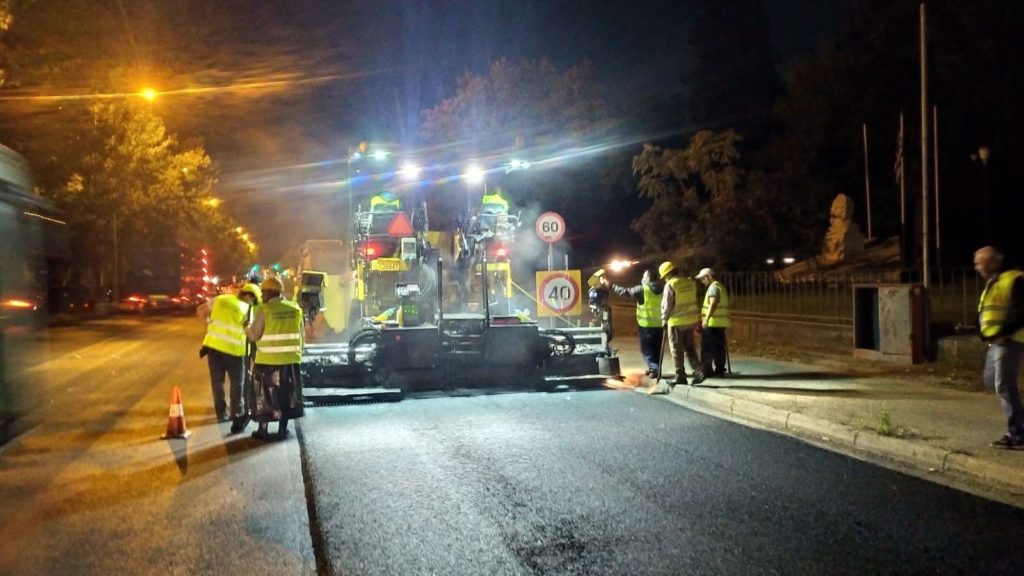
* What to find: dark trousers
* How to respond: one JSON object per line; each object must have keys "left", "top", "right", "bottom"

{"left": 984, "top": 340, "right": 1024, "bottom": 438}
{"left": 700, "top": 327, "right": 728, "bottom": 375}
{"left": 206, "top": 348, "right": 245, "bottom": 420}
{"left": 639, "top": 326, "right": 663, "bottom": 372}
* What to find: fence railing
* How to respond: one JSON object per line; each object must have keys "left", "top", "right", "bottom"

{"left": 718, "top": 268, "right": 982, "bottom": 326}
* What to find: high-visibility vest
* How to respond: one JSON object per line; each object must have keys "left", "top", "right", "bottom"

{"left": 254, "top": 299, "right": 304, "bottom": 365}
{"left": 370, "top": 194, "right": 401, "bottom": 212}
{"left": 702, "top": 280, "right": 731, "bottom": 328}
{"left": 202, "top": 294, "right": 250, "bottom": 356}
{"left": 480, "top": 193, "right": 509, "bottom": 214}
{"left": 978, "top": 270, "right": 1024, "bottom": 343}
{"left": 636, "top": 284, "right": 662, "bottom": 328}
{"left": 665, "top": 276, "right": 699, "bottom": 327}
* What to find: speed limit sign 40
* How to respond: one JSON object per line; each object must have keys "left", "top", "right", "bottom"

{"left": 536, "top": 270, "right": 582, "bottom": 317}
{"left": 535, "top": 211, "right": 565, "bottom": 243}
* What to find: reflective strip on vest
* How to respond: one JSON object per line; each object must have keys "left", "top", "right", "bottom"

{"left": 666, "top": 277, "right": 700, "bottom": 327}
{"left": 979, "top": 270, "right": 1024, "bottom": 342}
{"left": 702, "top": 280, "right": 731, "bottom": 328}
{"left": 255, "top": 300, "right": 304, "bottom": 365}
{"left": 202, "top": 294, "right": 249, "bottom": 356}
{"left": 636, "top": 284, "right": 663, "bottom": 328}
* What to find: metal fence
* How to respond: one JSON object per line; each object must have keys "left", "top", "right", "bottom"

{"left": 718, "top": 268, "right": 982, "bottom": 326}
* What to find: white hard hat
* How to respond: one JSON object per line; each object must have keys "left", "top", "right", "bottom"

{"left": 695, "top": 268, "right": 715, "bottom": 280}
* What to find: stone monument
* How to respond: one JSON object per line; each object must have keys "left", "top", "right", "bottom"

{"left": 820, "top": 193, "right": 865, "bottom": 264}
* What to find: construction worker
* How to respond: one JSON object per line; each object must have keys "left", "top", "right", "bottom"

{"left": 370, "top": 189, "right": 401, "bottom": 212}
{"left": 974, "top": 246, "right": 1024, "bottom": 449}
{"left": 197, "top": 283, "right": 261, "bottom": 432}
{"left": 696, "top": 267, "right": 730, "bottom": 378}
{"left": 247, "top": 277, "right": 305, "bottom": 441}
{"left": 656, "top": 261, "right": 704, "bottom": 393}
{"left": 480, "top": 187, "right": 509, "bottom": 215}
{"left": 601, "top": 267, "right": 664, "bottom": 377}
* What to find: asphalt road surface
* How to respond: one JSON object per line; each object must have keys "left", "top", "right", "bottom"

{"left": 302, "top": 390, "right": 1024, "bottom": 575}
{"left": 5, "top": 315, "right": 1024, "bottom": 575}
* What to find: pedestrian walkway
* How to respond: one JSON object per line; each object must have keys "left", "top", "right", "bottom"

{"left": 609, "top": 336, "right": 1024, "bottom": 505}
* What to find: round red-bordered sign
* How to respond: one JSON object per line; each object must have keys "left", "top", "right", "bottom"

{"left": 535, "top": 211, "right": 565, "bottom": 244}
{"left": 538, "top": 271, "right": 579, "bottom": 313}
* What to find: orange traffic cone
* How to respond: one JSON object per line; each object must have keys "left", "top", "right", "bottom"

{"left": 161, "top": 386, "right": 192, "bottom": 439}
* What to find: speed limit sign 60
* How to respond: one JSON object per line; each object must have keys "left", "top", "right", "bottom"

{"left": 536, "top": 270, "right": 582, "bottom": 317}
{"left": 535, "top": 211, "right": 565, "bottom": 243}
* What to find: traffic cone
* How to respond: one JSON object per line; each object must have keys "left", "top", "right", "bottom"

{"left": 161, "top": 386, "right": 192, "bottom": 439}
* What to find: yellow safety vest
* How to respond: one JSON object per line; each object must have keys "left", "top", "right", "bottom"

{"left": 702, "top": 280, "right": 731, "bottom": 328}
{"left": 665, "top": 276, "right": 700, "bottom": 327}
{"left": 978, "top": 270, "right": 1024, "bottom": 343}
{"left": 202, "top": 294, "right": 250, "bottom": 356}
{"left": 636, "top": 284, "right": 662, "bottom": 328}
{"left": 480, "top": 193, "right": 509, "bottom": 213}
{"left": 254, "top": 299, "right": 304, "bottom": 365}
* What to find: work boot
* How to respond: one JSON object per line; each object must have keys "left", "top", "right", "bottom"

{"left": 230, "top": 415, "right": 250, "bottom": 434}
{"left": 692, "top": 370, "right": 706, "bottom": 385}
{"left": 991, "top": 435, "right": 1024, "bottom": 449}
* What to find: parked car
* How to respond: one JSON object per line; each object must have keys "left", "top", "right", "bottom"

{"left": 118, "top": 294, "right": 150, "bottom": 313}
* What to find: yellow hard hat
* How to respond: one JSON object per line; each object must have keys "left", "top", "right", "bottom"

{"left": 239, "top": 283, "right": 262, "bottom": 301}
{"left": 260, "top": 277, "right": 283, "bottom": 293}
{"left": 658, "top": 261, "right": 676, "bottom": 279}
{"left": 587, "top": 269, "right": 605, "bottom": 288}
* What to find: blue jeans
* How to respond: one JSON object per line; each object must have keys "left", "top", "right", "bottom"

{"left": 983, "top": 340, "right": 1024, "bottom": 439}
{"left": 638, "top": 326, "right": 664, "bottom": 373}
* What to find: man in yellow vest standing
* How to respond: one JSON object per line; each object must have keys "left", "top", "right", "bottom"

{"left": 656, "top": 261, "right": 704, "bottom": 394}
{"left": 975, "top": 246, "right": 1024, "bottom": 449}
{"left": 601, "top": 266, "right": 664, "bottom": 377}
{"left": 197, "top": 283, "right": 261, "bottom": 432}
{"left": 247, "top": 277, "right": 305, "bottom": 441}
{"left": 696, "top": 267, "right": 730, "bottom": 378}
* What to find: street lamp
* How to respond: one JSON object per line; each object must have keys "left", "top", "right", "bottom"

{"left": 139, "top": 87, "right": 158, "bottom": 102}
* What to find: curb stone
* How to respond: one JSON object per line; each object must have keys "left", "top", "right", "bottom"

{"left": 854, "top": 430, "right": 950, "bottom": 470}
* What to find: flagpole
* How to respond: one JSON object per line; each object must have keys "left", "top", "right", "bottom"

{"left": 899, "top": 112, "right": 905, "bottom": 227}
{"left": 863, "top": 123, "right": 873, "bottom": 240}
{"left": 933, "top": 105, "right": 941, "bottom": 269}
{"left": 920, "top": 3, "right": 929, "bottom": 289}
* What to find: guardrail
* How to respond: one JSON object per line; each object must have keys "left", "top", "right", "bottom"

{"left": 718, "top": 268, "right": 982, "bottom": 326}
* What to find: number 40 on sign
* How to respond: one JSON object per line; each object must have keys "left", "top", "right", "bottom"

{"left": 535, "top": 270, "right": 582, "bottom": 317}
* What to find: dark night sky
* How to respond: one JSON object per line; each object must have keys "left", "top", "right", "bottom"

{"left": 158, "top": 0, "right": 849, "bottom": 260}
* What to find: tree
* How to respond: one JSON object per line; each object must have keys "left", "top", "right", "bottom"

{"left": 632, "top": 130, "right": 779, "bottom": 268}
{"left": 43, "top": 101, "right": 249, "bottom": 293}
{"left": 420, "top": 58, "right": 638, "bottom": 262}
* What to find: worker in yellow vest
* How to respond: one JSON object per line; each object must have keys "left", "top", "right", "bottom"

{"left": 975, "top": 246, "right": 1024, "bottom": 449}
{"left": 696, "top": 267, "right": 731, "bottom": 378}
{"left": 197, "top": 283, "right": 261, "bottom": 431}
{"left": 601, "top": 266, "right": 664, "bottom": 377}
{"left": 246, "top": 277, "right": 305, "bottom": 441}
{"left": 656, "top": 261, "right": 704, "bottom": 393}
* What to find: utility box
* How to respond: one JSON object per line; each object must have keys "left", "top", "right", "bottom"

{"left": 853, "top": 284, "right": 928, "bottom": 364}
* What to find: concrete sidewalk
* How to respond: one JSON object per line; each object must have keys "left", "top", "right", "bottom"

{"left": 608, "top": 336, "right": 1024, "bottom": 505}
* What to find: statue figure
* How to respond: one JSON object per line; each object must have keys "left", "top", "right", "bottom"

{"left": 821, "top": 194, "right": 865, "bottom": 264}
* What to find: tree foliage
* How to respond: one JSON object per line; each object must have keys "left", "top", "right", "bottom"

{"left": 421, "top": 58, "right": 606, "bottom": 154}
{"left": 41, "top": 102, "right": 251, "bottom": 291}
{"left": 632, "top": 130, "right": 779, "bottom": 268}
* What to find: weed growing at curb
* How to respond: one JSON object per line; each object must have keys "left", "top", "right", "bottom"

{"left": 876, "top": 404, "right": 894, "bottom": 436}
